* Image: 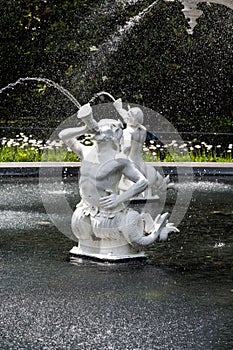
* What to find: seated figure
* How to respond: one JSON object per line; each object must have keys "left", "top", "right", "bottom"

{"left": 59, "top": 102, "right": 178, "bottom": 258}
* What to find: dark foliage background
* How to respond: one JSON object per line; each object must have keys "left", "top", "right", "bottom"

{"left": 0, "top": 0, "right": 232, "bottom": 143}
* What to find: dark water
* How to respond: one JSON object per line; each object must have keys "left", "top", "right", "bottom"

{"left": 0, "top": 177, "right": 232, "bottom": 350}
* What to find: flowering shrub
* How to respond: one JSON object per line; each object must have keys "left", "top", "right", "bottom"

{"left": 143, "top": 139, "right": 232, "bottom": 162}
{"left": 0, "top": 133, "right": 77, "bottom": 162}
{"left": 0, "top": 133, "right": 232, "bottom": 162}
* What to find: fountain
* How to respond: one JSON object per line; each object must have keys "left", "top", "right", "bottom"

{"left": 0, "top": 78, "right": 193, "bottom": 264}
{"left": 59, "top": 96, "right": 179, "bottom": 262}
{"left": 1, "top": 0, "right": 232, "bottom": 262}
{"left": 0, "top": 2, "right": 232, "bottom": 348}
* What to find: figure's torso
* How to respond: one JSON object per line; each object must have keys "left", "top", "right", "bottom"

{"left": 79, "top": 158, "right": 123, "bottom": 207}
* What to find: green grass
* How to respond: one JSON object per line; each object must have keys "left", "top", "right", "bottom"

{"left": 0, "top": 134, "right": 78, "bottom": 162}
{"left": 0, "top": 134, "right": 232, "bottom": 162}
{"left": 142, "top": 140, "right": 232, "bottom": 162}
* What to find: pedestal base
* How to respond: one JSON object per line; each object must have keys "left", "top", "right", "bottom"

{"left": 69, "top": 243, "right": 147, "bottom": 263}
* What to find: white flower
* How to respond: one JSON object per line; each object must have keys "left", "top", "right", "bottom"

{"left": 7, "top": 140, "right": 14, "bottom": 147}
{"left": 194, "top": 145, "right": 201, "bottom": 149}
{"left": 214, "top": 242, "right": 225, "bottom": 248}
{"left": 22, "top": 142, "right": 28, "bottom": 147}
{"left": 216, "top": 145, "right": 221, "bottom": 148}
{"left": 50, "top": 140, "right": 62, "bottom": 147}
{"left": 90, "top": 46, "right": 99, "bottom": 52}
{"left": 228, "top": 144, "right": 232, "bottom": 149}
{"left": 54, "top": 142, "right": 63, "bottom": 148}
{"left": 169, "top": 140, "right": 176, "bottom": 146}
{"left": 189, "top": 147, "right": 194, "bottom": 151}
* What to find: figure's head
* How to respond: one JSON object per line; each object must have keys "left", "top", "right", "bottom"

{"left": 94, "top": 119, "right": 123, "bottom": 148}
{"left": 127, "top": 107, "right": 144, "bottom": 126}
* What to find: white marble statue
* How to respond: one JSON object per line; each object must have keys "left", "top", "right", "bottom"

{"left": 113, "top": 98, "right": 170, "bottom": 197}
{"left": 59, "top": 102, "right": 178, "bottom": 260}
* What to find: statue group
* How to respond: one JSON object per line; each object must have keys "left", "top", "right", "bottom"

{"left": 59, "top": 98, "right": 178, "bottom": 261}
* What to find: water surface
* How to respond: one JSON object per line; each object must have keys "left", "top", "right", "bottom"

{"left": 0, "top": 177, "right": 232, "bottom": 350}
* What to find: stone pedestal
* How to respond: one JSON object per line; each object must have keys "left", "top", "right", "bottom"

{"left": 69, "top": 238, "right": 146, "bottom": 262}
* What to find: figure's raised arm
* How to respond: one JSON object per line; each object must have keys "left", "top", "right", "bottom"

{"left": 59, "top": 103, "right": 99, "bottom": 141}
{"left": 59, "top": 103, "right": 100, "bottom": 158}
{"left": 113, "top": 98, "right": 129, "bottom": 122}
{"left": 59, "top": 125, "right": 88, "bottom": 142}
{"left": 59, "top": 125, "right": 88, "bottom": 159}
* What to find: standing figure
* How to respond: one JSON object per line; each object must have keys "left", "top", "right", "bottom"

{"left": 113, "top": 98, "right": 169, "bottom": 197}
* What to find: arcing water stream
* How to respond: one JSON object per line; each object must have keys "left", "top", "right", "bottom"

{"left": 0, "top": 77, "right": 81, "bottom": 109}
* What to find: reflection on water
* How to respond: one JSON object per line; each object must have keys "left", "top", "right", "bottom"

{"left": 147, "top": 179, "right": 233, "bottom": 272}
{"left": 0, "top": 177, "right": 232, "bottom": 350}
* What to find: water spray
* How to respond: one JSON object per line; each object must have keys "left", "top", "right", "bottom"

{"left": 89, "top": 91, "right": 116, "bottom": 104}
{"left": 0, "top": 77, "right": 81, "bottom": 109}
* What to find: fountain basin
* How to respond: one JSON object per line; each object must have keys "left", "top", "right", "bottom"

{"left": 0, "top": 161, "right": 232, "bottom": 178}
{"left": 0, "top": 175, "right": 232, "bottom": 349}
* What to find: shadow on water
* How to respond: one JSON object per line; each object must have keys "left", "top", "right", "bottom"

{"left": 0, "top": 176, "right": 232, "bottom": 350}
